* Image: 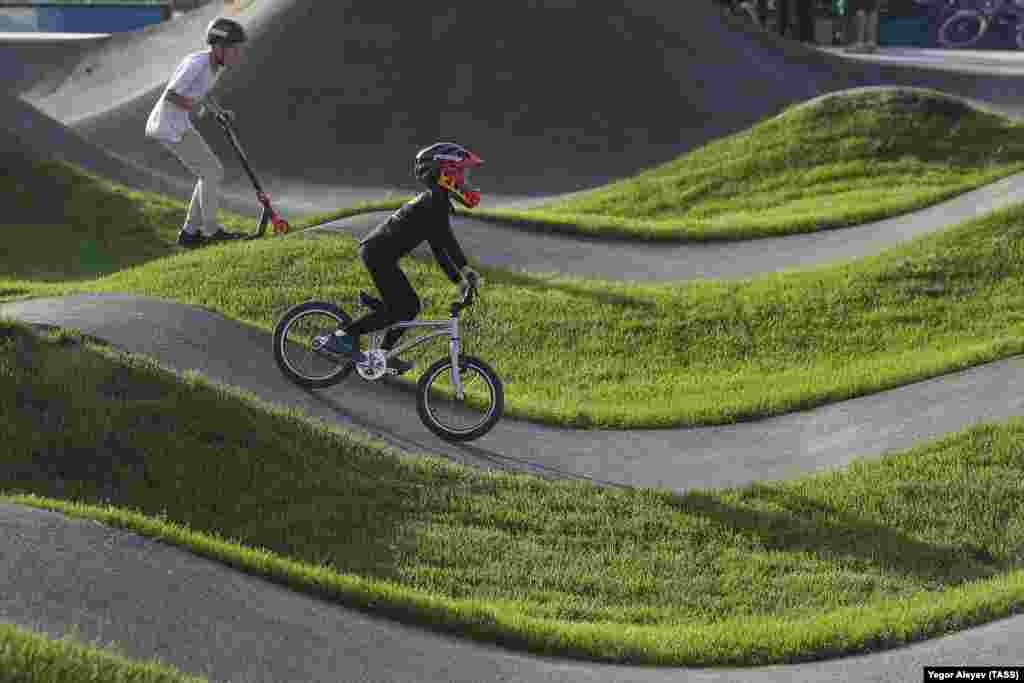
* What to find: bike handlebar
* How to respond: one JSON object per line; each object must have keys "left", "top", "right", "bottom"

{"left": 451, "top": 281, "right": 478, "bottom": 316}
{"left": 205, "top": 99, "right": 236, "bottom": 131}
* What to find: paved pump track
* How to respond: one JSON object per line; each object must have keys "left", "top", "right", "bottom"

{"left": 3, "top": 1, "right": 1024, "bottom": 680}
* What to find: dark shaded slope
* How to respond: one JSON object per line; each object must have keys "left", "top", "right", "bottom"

{"left": 72, "top": 0, "right": 870, "bottom": 196}
{"left": 0, "top": 92, "right": 266, "bottom": 220}
{"left": 0, "top": 93, "right": 184, "bottom": 197}
{"left": 17, "top": 1, "right": 1024, "bottom": 202}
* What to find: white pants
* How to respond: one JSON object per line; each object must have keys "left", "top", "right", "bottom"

{"left": 160, "top": 128, "right": 225, "bottom": 236}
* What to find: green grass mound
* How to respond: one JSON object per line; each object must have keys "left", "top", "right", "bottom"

{"left": 473, "top": 88, "right": 1024, "bottom": 240}
{"left": 3, "top": 320, "right": 1024, "bottom": 666}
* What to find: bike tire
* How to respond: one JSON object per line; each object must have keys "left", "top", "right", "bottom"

{"left": 273, "top": 301, "right": 355, "bottom": 389}
{"left": 416, "top": 355, "right": 504, "bottom": 442}
{"left": 937, "top": 11, "right": 987, "bottom": 48}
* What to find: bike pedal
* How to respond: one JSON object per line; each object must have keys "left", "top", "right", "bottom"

{"left": 384, "top": 361, "right": 414, "bottom": 376}
{"left": 359, "top": 291, "right": 384, "bottom": 310}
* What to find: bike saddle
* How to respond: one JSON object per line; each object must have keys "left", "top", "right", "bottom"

{"left": 359, "top": 291, "right": 384, "bottom": 310}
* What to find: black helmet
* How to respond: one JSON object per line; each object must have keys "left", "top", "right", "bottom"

{"left": 207, "top": 17, "right": 246, "bottom": 46}
{"left": 413, "top": 142, "right": 484, "bottom": 208}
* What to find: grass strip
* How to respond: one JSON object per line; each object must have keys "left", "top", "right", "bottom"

{"left": 0, "top": 622, "right": 206, "bottom": 683}
{"left": 2, "top": 320, "right": 1024, "bottom": 666}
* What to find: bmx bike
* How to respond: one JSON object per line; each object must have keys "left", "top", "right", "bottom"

{"left": 272, "top": 282, "right": 504, "bottom": 442}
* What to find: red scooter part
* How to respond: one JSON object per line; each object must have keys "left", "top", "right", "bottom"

{"left": 257, "top": 190, "right": 290, "bottom": 236}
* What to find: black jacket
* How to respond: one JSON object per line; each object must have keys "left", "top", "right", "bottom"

{"left": 359, "top": 189, "right": 468, "bottom": 283}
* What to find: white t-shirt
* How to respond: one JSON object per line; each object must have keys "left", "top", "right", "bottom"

{"left": 145, "top": 50, "right": 222, "bottom": 143}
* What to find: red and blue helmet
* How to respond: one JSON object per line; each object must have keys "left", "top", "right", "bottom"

{"left": 413, "top": 142, "right": 484, "bottom": 209}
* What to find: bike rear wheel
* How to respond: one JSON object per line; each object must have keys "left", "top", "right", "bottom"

{"left": 938, "top": 11, "right": 987, "bottom": 47}
{"left": 273, "top": 301, "right": 355, "bottom": 388}
{"left": 416, "top": 355, "right": 504, "bottom": 442}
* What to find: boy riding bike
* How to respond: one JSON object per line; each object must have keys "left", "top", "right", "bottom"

{"left": 324, "top": 142, "right": 483, "bottom": 375}
{"left": 145, "top": 17, "right": 247, "bottom": 248}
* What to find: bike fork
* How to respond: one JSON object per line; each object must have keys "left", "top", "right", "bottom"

{"left": 450, "top": 335, "right": 464, "bottom": 400}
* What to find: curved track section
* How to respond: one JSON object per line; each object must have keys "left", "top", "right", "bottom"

{"left": 315, "top": 165, "right": 1024, "bottom": 281}
{"left": 3, "top": 293, "right": 1023, "bottom": 501}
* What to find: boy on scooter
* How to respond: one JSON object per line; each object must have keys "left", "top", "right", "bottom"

{"left": 145, "top": 17, "right": 247, "bottom": 248}
{"left": 323, "top": 142, "right": 483, "bottom": 376}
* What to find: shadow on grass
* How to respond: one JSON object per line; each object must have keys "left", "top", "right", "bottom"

{"left": 672, "top": 485, "right": 1002, "bottom": 588}
{"left": 1, "top": 156, "right": 181, "bottom": 283}
{"left": 0, "top": 321, "right": 424, "bottom": 583}
{"left": 486, "top": 267, "right": 659, "bottom": 312}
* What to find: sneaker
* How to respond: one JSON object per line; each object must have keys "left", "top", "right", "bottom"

{"left": 177, "top": 229, "right": 206, "bottom": 248}
{"left": 316, "top": 330, "right": 363, "bottom": 359}
{"left": 205, "top": 229, "right": 245, "bottom": 242}
{"left": 385, "top": 356, "right": 414, "bottom": 376}
{"left": 359, "top": 291, "right": 384, "bottom": 310}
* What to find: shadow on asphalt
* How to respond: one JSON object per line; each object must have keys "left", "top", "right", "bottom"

{"left": 296, "top": 380, "right": 635, "bottom": 490}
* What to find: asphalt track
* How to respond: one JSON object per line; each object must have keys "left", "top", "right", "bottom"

{"left": 3, "top": 1, "right": 1024, "bottom": 680}
{"left": 0, "top": 31, "right": 110, "bottom": 98}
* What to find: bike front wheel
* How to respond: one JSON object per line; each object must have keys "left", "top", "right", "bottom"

{"left": 416, "top": 355, "right": 504, "bottom": 442}
{"left": 273, "top": 301, "right": 355, "bottom": 389}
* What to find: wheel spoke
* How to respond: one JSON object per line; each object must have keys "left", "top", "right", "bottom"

{"left": 423, "top": 362, "right": 498, "bottom": 437}
{"left": 278, "top": 309, "right": 350, "bottom": 382}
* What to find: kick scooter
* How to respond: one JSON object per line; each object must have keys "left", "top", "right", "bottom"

{"left": 205, "top": 97, "right": 290, "bottom": 239}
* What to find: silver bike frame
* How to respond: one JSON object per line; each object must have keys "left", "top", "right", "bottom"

{"left": 369, "top": 316, "right": 465, "bottom": 398}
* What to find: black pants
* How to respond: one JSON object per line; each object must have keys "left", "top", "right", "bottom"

{"left": 344, "top": 244, "right": 421, "bottom": 350}
{"left": 776, "top": 0, "right": 790, "bottom": 37}
{"left": 797, "top": 0, "right": 813, "bottom": 43}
